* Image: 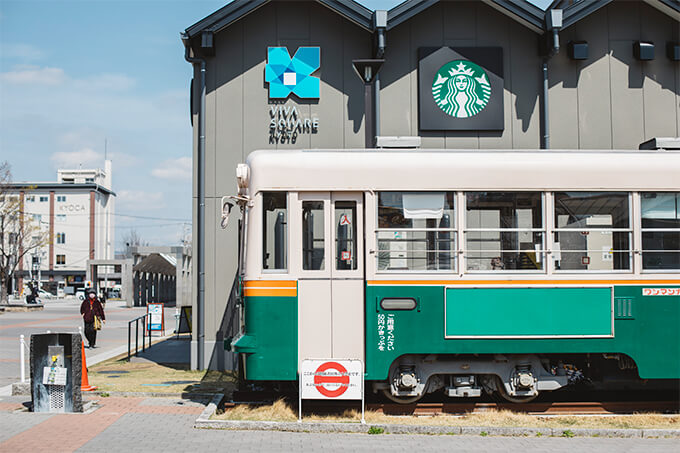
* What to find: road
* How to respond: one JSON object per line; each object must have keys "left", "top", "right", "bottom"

{"left": 0, "top": 298, "right": 178, "bottom": 389}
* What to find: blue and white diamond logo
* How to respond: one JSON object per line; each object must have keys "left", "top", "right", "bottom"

{"left": 265, "top": 47, "right": 320, "bottom": 99}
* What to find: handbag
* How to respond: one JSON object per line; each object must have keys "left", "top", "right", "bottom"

{"left": 94, "top": 315, "right": 102, "bottom": 330}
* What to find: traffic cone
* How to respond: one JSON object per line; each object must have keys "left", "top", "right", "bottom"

{"left": 81, "top": 340, "right": 97, "bottom": 391}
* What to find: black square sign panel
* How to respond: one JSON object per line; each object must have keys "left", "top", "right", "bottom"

{"left": 419, "top": 47, "right": 504, "bottom": 131}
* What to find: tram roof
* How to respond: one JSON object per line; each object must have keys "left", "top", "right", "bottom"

{"left": 245, "top": 149, "right": 680, "bottom": 192}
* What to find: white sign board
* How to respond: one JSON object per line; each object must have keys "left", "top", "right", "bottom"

{"left": 147, "top": 303, "right": 164, "bottom": 332}
{"left": 43, "top": 366, "right": 67, "bottom": 386}
{"left": 299, "top": 359, "right": 364, "bottom": 423}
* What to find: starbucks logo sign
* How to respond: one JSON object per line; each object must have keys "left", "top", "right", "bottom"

{"left": 431, "top": 60, "right": 491, "bottom": 118}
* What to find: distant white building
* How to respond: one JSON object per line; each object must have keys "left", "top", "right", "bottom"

{"left": 8, "top": 161, "right": 115, "bottom": 294}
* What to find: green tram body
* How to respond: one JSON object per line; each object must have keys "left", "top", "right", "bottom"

{"left": 238, "top": 283, "right": 680, "bottom": 381}
{"left": 229, "top": 149, "right": 680, "bottom": 399}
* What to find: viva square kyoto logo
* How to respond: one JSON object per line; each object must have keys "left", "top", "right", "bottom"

{"left": 265, "top": 47, "right": 320, "bottom": 99}
{"left": 432, "top": 60, "right": 491, "bottom": 118}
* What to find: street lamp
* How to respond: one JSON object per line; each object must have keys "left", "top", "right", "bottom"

{"left": 352, "top": 59, "right": 384, "bottom": 148}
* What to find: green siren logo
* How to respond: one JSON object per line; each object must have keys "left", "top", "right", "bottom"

{"left": 432, "top": 60, "right": 491, "bottom": 118}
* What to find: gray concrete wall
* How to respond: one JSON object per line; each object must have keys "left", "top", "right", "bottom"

{"left": 191, "top": 0, "right": 679, "bottom": 370}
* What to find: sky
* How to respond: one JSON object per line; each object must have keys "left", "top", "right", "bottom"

{"left": 0, "top": 0, "right": 550, "bottom": 252}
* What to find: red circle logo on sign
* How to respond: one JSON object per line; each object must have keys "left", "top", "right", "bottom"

{"left": 314, "top": 361, "right": 349, "bottom": 398}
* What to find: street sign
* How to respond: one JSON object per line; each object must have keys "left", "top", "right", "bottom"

{"left": 299, "top": 359, "right": 364, "bottom": 423}
{"left": 147, "top": 303, "right": 164, "bottom": 333}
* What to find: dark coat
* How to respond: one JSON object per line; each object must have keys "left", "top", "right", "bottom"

{"left": 80, "top": 297, "right": 105, "bottom": 323}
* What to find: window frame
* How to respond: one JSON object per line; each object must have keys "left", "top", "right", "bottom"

{"left": 551, "top": 191, "right": 633, "bottom": 274}
{"left": 261, "top": 191, "right": 288, "bottom": 273}
{"left": 640, "top": 191, "right": 680, "bottom": 273}
{"left": 463, "top": 191, "right": 546, "bottom": 274}
{"left": 375, "top": 191, "right": 457, "bottom": 274}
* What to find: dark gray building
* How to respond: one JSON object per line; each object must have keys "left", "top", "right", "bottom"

{"left": 182, "top": 0, "right": 680, "bottom": 369}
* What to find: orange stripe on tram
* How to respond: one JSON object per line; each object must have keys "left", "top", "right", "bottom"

{"left": 244, "top": 280, "right": 297, "bottom": 288}
{"left": 367, "top": 279, "right": 680, "bottom": 286}
{"left": 244, "top": 288, "right": 297, "bottom": 297}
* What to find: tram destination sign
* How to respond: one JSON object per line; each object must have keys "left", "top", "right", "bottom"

{"left": 418, "top": 47, "right": 504, "bottom": 131}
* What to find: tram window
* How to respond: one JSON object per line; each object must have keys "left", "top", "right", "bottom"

{"left": 335, "top": 201, "right": 357, "bottom": 270}
{"left": 553, "top": 192, "right": 631, "bottom": 271}
{"left": 377, "top": 192, "right": 455, "bottom": 271}
{"left": 303, "top": 201, "right": 325, "bottom": 270}
{"left": 465, "top": 192, "right": 544, "bottom": 271}
{"left": 262, "top": 192, "right": 287, "bottom": 271}
{"left": 641, "top": 192, "right": 680, "bottom": 270}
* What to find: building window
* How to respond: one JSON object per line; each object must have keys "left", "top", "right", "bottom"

{"left": 377, "top": 192, "right": 456, "bottom": 271}
{"left": 57, "top": 195, "right": 66, "bottom": 202}
{"left": 39, "top": 196, "right": 48, "bottom": 202}
{"left": 56, "top": 233, "right": 66, "bottom": 244}
{"left": 465, "top": 192, "right": 544, "bottom": 271}
{"left": 85, "top": 178, "right": 94, "bottom": 183}
{"left": 56, "top": 214, "right": 66, "bottom": 222}
{"left": 62, "top": 178, "right": 74, "bottom": 184}
{"left": 26, "top": 196, "right": 35, "bottom": 202}
{"left": 641, "top": 192, "right": 680, "bottom": 270}
{"left": 553, "top": 192, "right": 631, "bottom": 271}
{"left": 262, "top": 192, "right": 287, "bottom": 271}
{"left": 56, "top": 255, "right": 66, "bottom": 265}
{"left": 32, "top": 214, "right": 42, "bottom": 223}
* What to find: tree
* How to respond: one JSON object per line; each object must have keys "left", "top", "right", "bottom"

{"left": 122, "top": 229, "right": 148, "bottom": 255}
{"left": 0, "top": 161, "right": 50, "bottom": 303}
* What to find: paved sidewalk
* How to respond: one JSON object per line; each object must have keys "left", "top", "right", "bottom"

{"left": 0, "top": 395, "right": 678, "bottom": 452}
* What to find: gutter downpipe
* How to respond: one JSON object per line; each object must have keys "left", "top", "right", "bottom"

{"left": 541, "top": 29, "right": 560, "bottom": 150}
{"left": 182, "top": 33, "right": 206, "bottom": 370}
{"left": 373, "top": 24, "right": 386, "bottom": 140}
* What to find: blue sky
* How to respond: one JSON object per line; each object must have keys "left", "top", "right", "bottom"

{"left": 0, "top": 0, "right": 550, "bottom": 251}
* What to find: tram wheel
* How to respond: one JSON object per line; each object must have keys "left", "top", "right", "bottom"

{"left": 495, "top": 379, "right": 539, "bottom": 404}
{"left": 381, "top": 388, "right": 424, "bottom": 404}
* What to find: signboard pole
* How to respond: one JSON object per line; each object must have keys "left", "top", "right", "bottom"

{"left": 361, "top": 361, "right": 365, "bottom": 424}
{"left": 298, "top": 371, "right": 302, "bottom": 423}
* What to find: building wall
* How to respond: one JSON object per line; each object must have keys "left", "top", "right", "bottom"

{"left": 191, "top": 0, "right": 679, "bottom": 369}
{"left": 380, "top": 0, "right": 679, "bottom": 149}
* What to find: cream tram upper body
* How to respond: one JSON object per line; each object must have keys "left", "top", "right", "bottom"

{"left": 240, "top": 149, "right": 680, "bottom": 282}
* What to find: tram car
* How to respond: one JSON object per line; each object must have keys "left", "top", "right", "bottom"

{"left": 227, "top": 149, "right": 680, "bottom": 403}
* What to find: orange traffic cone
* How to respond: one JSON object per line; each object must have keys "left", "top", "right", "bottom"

{"left": 81, "top": 340, "right": 97, "bottom": 391}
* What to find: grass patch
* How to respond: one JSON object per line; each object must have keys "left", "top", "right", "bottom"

{"left": 212, "top": 399, "right": 680, "bottom": 430}
{"left": 89, "top": 358, "right": 236, "bottom": 395}
{"left": 561, "top": 429, "right": 575, "bottom": 438}
{"left": 367, "top": 426, "right": 385, "bottom": 435}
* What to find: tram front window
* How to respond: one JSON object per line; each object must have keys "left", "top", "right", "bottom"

{"left": 262, "top": 192, "right": 287, "bottom": 271}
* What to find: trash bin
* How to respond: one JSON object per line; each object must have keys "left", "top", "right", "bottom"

{"left": 30, "top": 333, "right": 83, "bottom": 413}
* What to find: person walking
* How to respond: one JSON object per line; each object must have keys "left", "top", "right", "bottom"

{"left": 80, "top": 288, "right": 105, "bottom": 348}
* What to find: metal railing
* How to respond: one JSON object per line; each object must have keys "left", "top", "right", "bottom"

{"left": 127, "top": 313, "right": 151, "bottom": 361}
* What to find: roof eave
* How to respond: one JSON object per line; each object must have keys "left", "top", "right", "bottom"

{"left": 642, "top": 0, "right": 680, "bottom": 22}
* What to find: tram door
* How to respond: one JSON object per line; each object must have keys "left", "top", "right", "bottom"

{"left": 295, "top": 192, "right": 364, "bottom": 364}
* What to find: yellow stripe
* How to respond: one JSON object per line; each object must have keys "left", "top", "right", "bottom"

{"left": 244, "top": 280, "right": 297, "bottom": 288}
{"left": 244, "top": 288, "right": 297, "bottom": 297}
{"left": 368, "top": 279, "right": 680, "bottom": 286}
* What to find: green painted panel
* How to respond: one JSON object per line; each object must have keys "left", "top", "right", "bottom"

{"left": 241, "top": 296, "right": 297, "bottom": 380}
{"left": 445, "top": 287, "right": 613, "bottom": 337}
{"left": 365, "top": 285, "right": 679, "bottom": 381}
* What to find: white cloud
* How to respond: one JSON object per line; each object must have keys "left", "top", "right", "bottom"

{"left": 117, "top": 190, "right": 165, "bottom": 212}
{"left": 152, "top": 157, "right": 192, "bottom": 181}
{"left": 51, "top": 148, "right": 103, "bottom": 168}
{"left": 2, "top": 43, "right": 45, "bottom": 61}
{"left": 74, "top": 73, "right": 136, "bottom": 92}
{"left": 0, "top": 65, "right": 65, "bottom": 85}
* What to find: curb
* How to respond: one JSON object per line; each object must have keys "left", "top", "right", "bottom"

{"left": 194, "top": 402, "right": 680, "bottom": 438}
{"left": 90, "top": 390, "right": 219, "bottom": 399}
